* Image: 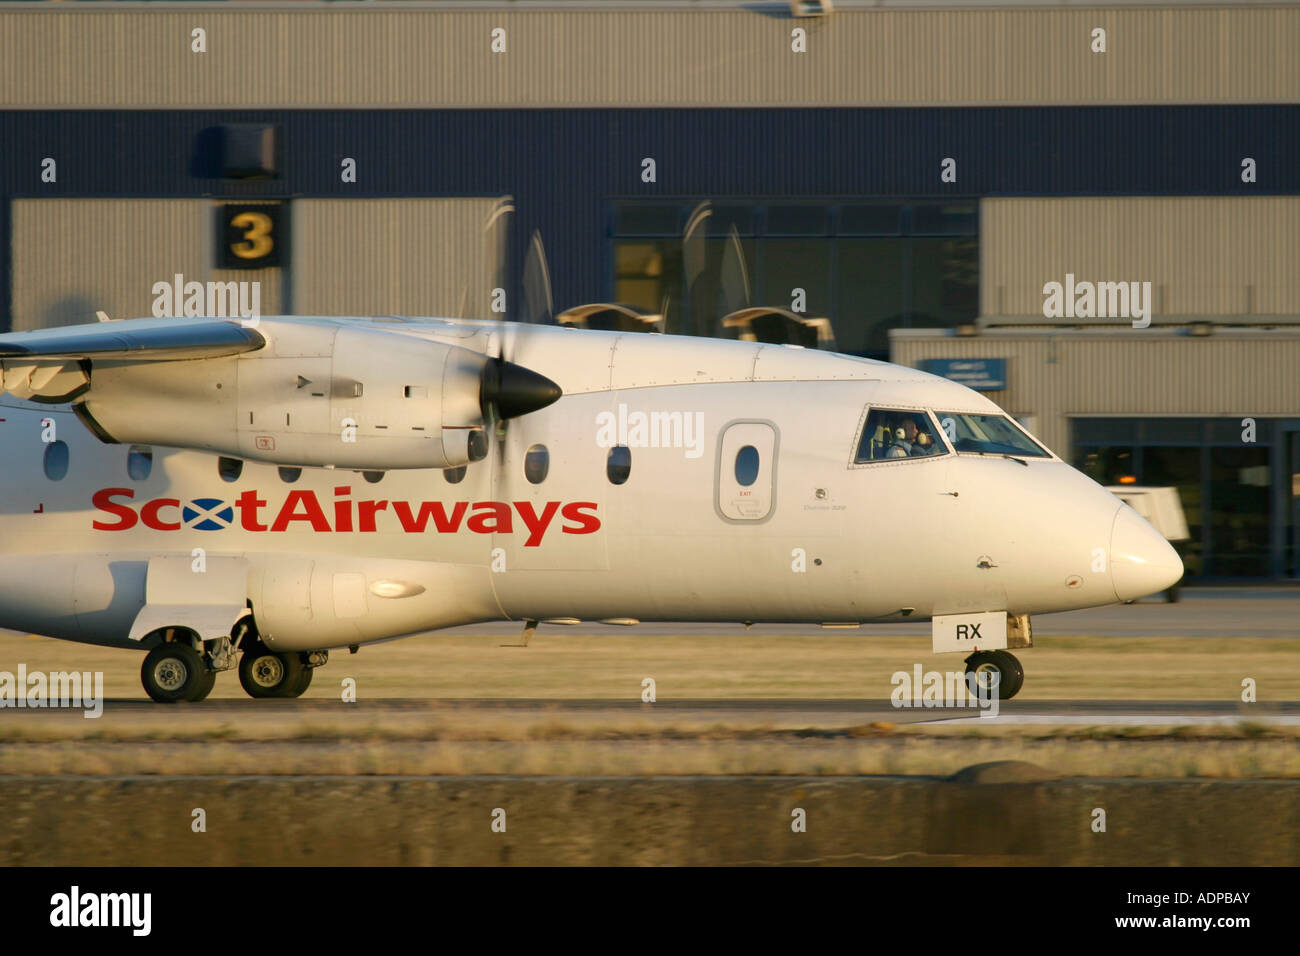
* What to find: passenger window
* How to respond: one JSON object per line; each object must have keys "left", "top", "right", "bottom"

{"left": 524, "top": 444, "right": 549, "bottom": 484}
{"left": 606, "top": 446, "right": 631, "bottom": 485}
{"left": 278, "top": 466, "right": 301, "bottom": 483}
{"left": 128, "top": 446, "right": 153, "bottom": 481}
{"left": 855, "top": 409, "right": 946, "bottom": 463}
{"left": 734, "top": 445, "right": 760, "bottom": 486}
{"left": 444, "top": 465, "right": 467, "bottom": 484}
{"left": 218, "top": 456, "right": 243, "bottom": 482}
{"left": 362, "top": 470, "right": 384, "bottom": 484}
{"left": 43, "top": 440, "right": 69, "bottom": 481}
{"left": 467, "top": 429, "right": 489, "bottom": 462}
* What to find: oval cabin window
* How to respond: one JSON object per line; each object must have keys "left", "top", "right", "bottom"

{"left": 43, "top": 440, "right": 70, "bottom": 481}
{"left": 734, "top": 444, "right": 760, "bottom": 487}
{"left": 524, "top": 444, "right": 550, "bottom": 485}
{"left": 127, "top": 446, "right": 153, "bottom": 481}
{"left": 606, "top": 446, "right": 631, "bottom": 485}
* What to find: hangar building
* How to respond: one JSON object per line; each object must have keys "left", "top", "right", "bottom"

{"left": 1, "top": 0, "right": 1298, "bottom": 577}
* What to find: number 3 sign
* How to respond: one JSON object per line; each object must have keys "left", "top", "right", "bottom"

{"left": 218, "top": 203, "right": 285, "bottom": 269}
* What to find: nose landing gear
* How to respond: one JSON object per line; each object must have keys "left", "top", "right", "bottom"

{"left": 964, "top": 649, "right": 1024, "bottom": 700}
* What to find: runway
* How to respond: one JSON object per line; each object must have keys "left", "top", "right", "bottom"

{"left": 62, "top": 696, "right": 1300, "bottom": 726}
{"left": 3, "top": 585, "right": 1297, "bottom": 718}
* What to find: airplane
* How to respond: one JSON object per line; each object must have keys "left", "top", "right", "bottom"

{"left": 0, "top": 314, "right": 1183, "bottom": 703}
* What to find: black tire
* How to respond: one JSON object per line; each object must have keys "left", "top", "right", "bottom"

{"left": 141, "top": 642, "right": 213, "bottom": 703}
{"left": 287, "top": 665, "right": 314, "bottom": 698}
{"left": 189, "top": 666, "right": 217, "bottom": 702}
{"left": 990, "top": 649, "right": 1024, "bottom": 699}
{"left": 239, "top": 642, "right": 308, "bottom": 699}
{"left": 964, "top": 649, "right": 1024, "bottom": 701}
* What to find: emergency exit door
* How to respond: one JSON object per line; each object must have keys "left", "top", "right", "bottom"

{"left": 716, "top": 421, "right": 778, "bottom": 522}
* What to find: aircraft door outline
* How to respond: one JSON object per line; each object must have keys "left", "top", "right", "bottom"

{"left": 715, "top": 419, "right": 779, "bottom": 523}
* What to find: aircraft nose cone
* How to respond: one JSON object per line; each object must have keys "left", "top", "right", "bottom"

{"left": 1110, "top": 505, "right": 1184, "bottom": 602}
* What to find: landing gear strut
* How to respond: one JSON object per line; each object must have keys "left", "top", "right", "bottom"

{"left": 238, "top": 639, "right": 316, "bottom": 699}
{"left": 964, "top": 649, "right": 1024, "bottom": 700}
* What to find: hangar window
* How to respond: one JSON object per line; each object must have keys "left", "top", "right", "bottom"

{"left": 840, "top": 205, "right": 903, "bottom": 236}
{"left": 43, "top": 440, "right": 69, "bottom": 481}
{"left": 766, "top": 205, "right": 828, "bottom": 236}
{"left": 734, "top": 445, "right": 760, "bottom": 486}
{"left": 278, "top": 467, "right": 301, "bottom": 483}
{"left": 444, "top": 466, "right": 467, "bottom": 484}
{"left": 218, "top": 456, "right": 243, "bottom": 482}
{"left": 524, "top": 444, "right": 549, "bottom": 484}
{"left": 606, "top": 446, "right": 631, "bottom": 485}
{"left": 610, "top": 200, "right": 978, "bottom": 360}
{"left": 128, "top": 446, "right": 153, "bottom": 481}
{"left": 855, "top": 409, "right": 947, "bottom": 462}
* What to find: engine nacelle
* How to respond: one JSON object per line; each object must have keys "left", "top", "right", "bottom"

{"left": 79, "top": 321, "right": 495, "bottom": 470}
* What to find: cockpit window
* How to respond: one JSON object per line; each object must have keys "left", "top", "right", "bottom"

{"left": 855, "top": 408, "right": 947, "bottom": 462}
{"left": 936, "top": 412, "right": 1051, "bottom": 458}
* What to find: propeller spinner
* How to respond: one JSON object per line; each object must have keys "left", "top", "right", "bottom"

{"left": 479, "top": 356, "right": 561, "bottom": 421}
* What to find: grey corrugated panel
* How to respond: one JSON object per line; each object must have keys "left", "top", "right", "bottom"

{"left": 892, "top": 329, "right": 1300, "bottom": 454}
{"left": 11, "top": 199, "right": 283, "bottom": 331}
{"left": 3, "top": 7, "right": 1299, "bottom": 107}
{"left": 981, "top": 198, "right": 1300, "bottom": 318}
{"left": 292, "top": 198, "right": 508, "bottom": 318}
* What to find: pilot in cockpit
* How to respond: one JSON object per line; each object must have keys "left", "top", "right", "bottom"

{"left": 887, "top": 415, "right": 937, "bottom": 458}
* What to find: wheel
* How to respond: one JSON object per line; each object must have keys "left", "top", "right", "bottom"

{"left": 141, "top": 642, "right": 214, "bottom": 703}
{"left": 287, "top": 665, "right": 314, "bottom": 697}
{"left": 189, "top": 667, "right": 217, "bottom": 702}
{"left": 239, "top": 642, "right": 308, "bottom": 699}
{"left": 964, "top": 649, "right": 1024, "bottom": 701}
{"left": 990, "top": 649, "right": 1024, "bottom": 698}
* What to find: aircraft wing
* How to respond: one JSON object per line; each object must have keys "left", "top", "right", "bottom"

{"left": 0, "top": 317, "right": 265, "bottom": 361}
{"left": 0, "top": 315, "right": 561, "bottom": 472}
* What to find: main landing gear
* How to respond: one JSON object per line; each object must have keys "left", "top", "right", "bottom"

{"left": 238, "top": 640, "right": 321, "bottom": 699}
{"left": 139, "top": 624, "right": 327, "bottom": 702}
{"left": 141, "top": 641, "right": 216, "bottom": 703}
{"left": 964, "top": 649, "right": 1024, "bottom": 700}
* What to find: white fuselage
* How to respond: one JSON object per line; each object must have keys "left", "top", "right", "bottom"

{"left": 0, "top": 319, "right": 1178, "bottom": 652}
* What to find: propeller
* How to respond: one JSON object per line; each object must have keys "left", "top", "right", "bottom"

{"left": 717, "top": 223, "right": 753, "bottom": 326}
{"left": 521, "top": 230, "right": 554, "bottom": 327}
{"left": 682, "top": 201, "right": 712, "bottom": 336}
{"left": 472, "top": 230, "right": 563, "bottom": 474}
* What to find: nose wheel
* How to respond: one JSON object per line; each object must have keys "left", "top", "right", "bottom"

{"left": 964, "top": 649, "right": 1024, "bottom": 700}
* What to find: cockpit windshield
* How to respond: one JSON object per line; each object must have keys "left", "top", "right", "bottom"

{"left": 935, "top": 412, "right": 1051, "bottom": 458}
{"left": 855, "top": 408, "right": 948, "bottom": 462}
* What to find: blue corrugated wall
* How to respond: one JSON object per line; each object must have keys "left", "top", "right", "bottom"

{"left": 3, "top": 106, "right": 1298, "bottom": 326}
